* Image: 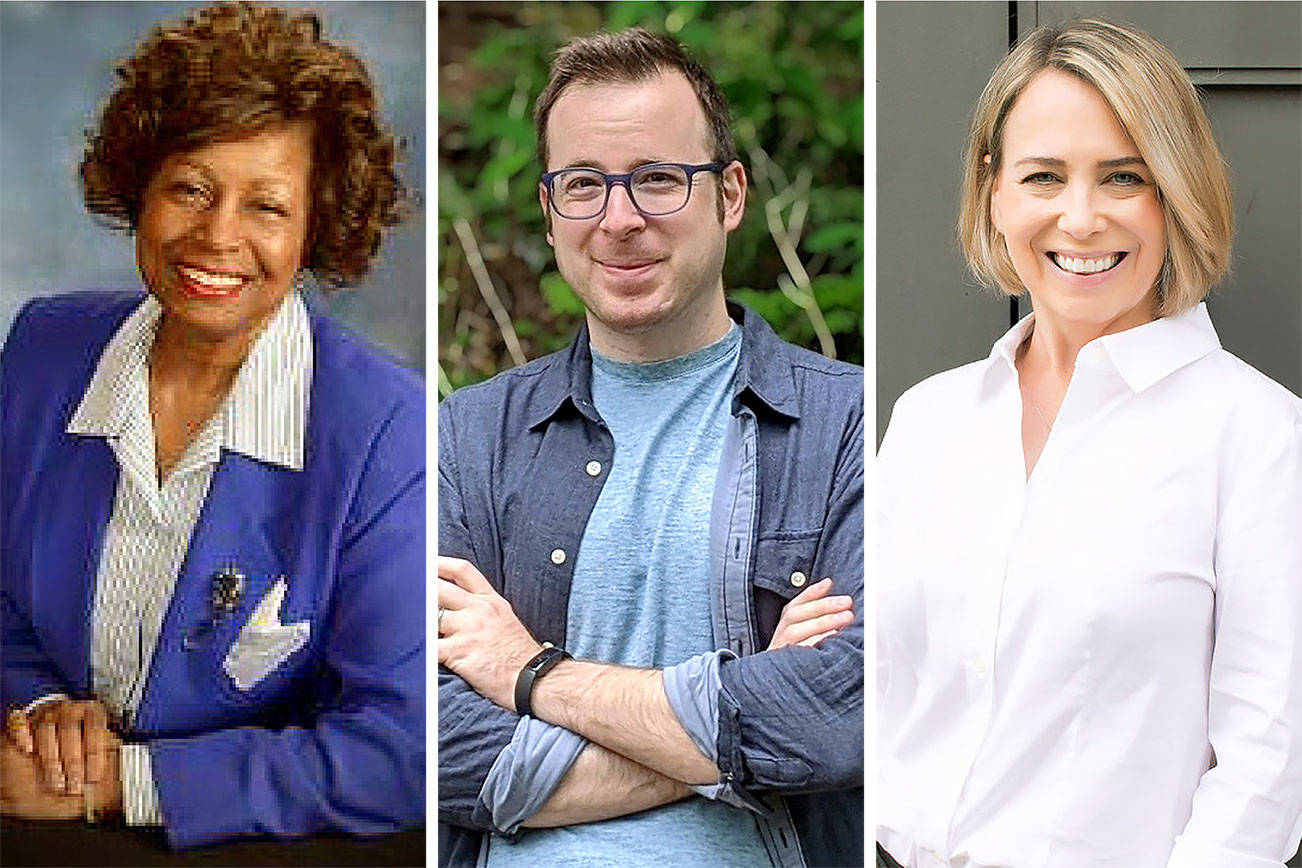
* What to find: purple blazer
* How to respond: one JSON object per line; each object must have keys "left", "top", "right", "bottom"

{"left": 1, "top": 292, "right": 425, "bottom": 847}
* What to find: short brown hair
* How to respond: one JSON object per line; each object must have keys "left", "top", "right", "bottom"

{"left": 533, "top": 27, "right": 738, "bottom": 171}
{"left": 80, "top": 1, "right": 403, "bottom": 287}
{"left": 957, "top": 18, "right": 1234, "bottom": 316}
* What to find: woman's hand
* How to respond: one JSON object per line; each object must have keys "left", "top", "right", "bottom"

{"left": 5, "top": 699, "right": 114, "bottom": 798}
{"left": 767, "top": 578, "right": 856, "bottom": 651}
{"left": 0, "top": 736, "right": 84, "bottom": 819}
{"left": 1, "top": 715, "right": 123, "bottom": 820}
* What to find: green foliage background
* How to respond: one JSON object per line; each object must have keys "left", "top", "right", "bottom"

{"left": 438, "top": 1, "right": 864, "bottom": 396}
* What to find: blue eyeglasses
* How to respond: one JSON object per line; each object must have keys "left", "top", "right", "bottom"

{"left": 541, "top": 162, "right": 726, "bottom": 220}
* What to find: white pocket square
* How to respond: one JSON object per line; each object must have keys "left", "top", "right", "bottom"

{"left": 222, "top": 577, "right": 310, "bottom": 691}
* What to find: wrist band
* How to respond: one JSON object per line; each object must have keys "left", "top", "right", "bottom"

{"left": 514, "top": 642, "right": 571, "bottom": 718}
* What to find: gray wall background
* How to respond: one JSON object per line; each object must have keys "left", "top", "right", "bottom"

{"left": 877, "top": 0, "right": 1302, "bottom": 446}
{"left": 0, "top": 1, "right": 426, "bottom": 372}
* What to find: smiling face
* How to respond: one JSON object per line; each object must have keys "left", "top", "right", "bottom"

{"left": 541, "top": 71, "right": 745, "bottom": 361}
{"left": 990, "top": 69, "right": 1167, "bottom": 341}
{"left": 136, "top": 121, "right": 312, "bottom": 354}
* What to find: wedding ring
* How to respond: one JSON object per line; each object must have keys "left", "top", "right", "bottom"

{"left": 438, "top": 606, "right": 446, "bottom": 632}
{"left": 84, "top": 781, "right": 98, "bottom": 824}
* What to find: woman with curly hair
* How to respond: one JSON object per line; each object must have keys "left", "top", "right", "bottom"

{"left": 0, "top": 1, "right": 424, "bottom": 847}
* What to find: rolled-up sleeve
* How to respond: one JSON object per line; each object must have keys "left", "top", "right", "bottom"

{"left": 1168, "top": 414, "right": 1302, "bottom": 866}
{"left": 478, "top": 716, "right": 588, "bottom": 834}
{"left": 662, "top": 648, "right": 769, "bottom": 811}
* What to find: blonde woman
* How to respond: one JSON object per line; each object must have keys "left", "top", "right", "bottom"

{"left": 877, "top": 18, "right": 1302, "bottom": 868}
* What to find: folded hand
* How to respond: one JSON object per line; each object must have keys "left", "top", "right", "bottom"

{"left": 1, "top": 732, "right": 84, "bottom": 819}
{"left": 3, "top": 700, "right": 123, "bottom": 820}
{"left": 6, "top": 699, "right": 114, "bottom": 798}
{"left": 767, "top": 577, "right": 855, "bottom": 651}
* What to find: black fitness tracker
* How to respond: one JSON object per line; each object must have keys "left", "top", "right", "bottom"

{"left": 514, "top": 642, "right": 572, "bottom": 718}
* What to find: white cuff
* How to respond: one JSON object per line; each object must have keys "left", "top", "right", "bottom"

{"left": 120, "top": 743, "right": 164, "bottom": 826}
{"left": 20, "top": 693, "right": 70, "bottom": 715}
{"left": 1165, "top": 835, "right": 1287, "bottom": 868}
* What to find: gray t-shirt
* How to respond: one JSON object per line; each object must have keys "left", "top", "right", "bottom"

{"left": 486, "top": 323, "right": 769, "bottom": 867}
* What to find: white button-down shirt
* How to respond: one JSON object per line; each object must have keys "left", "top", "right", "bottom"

{"left": 66, "top": 291, "right": 310, "bottom": 825}
{"left": 877, "top": 303, "right": 1302, "bottom": 868}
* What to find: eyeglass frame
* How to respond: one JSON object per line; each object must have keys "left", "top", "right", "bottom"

{"left": 540, "top": 161, "right": 728, "bottom": 220}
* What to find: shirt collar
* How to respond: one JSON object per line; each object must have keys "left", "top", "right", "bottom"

{"left": 525, "top": 301, "right": 800, "bottom": 430}
{"left": 989, "top": 310, "right": 1036, "bottom": 373}
{"left": 68, "top": 292, "right": 312, "bottom": 471}
{"left": 1096, "top": 303, "right": 1221, "bottom": 393}
{"left": 68, "top": 295, "right": 160, "bottom": 438}
{"left": 984, "top": 302, "right": 1222, "bottom": 393}
{"left": 730, "top": 301, "right": 800, "bottom": 418}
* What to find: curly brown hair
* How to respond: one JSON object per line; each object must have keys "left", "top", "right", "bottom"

{"left": 80, "top": 1, "right": 403, "bottom": 287}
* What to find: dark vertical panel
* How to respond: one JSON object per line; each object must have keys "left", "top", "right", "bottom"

{"left": 876, "top": 1, "right": 1012, "bottom": 446}
{"left": 1202, "top": 86, "right": 1302, "bottom": 395}
{"left": 1007, "top": 0, "right": 1021, "bottom": 329}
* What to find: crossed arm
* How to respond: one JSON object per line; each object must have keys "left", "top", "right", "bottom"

{"left": 437, "top": 556, "right": 853, "bottom": 827}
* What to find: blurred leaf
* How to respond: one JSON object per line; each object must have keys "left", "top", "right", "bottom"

{"left": 480, "top": 146, "right": 535, "bottom": 191}
{"left": 540, "top": 271, "right": 587, "bottom": 317}
{"left": 804, "top": 221, "right": 863, "bottom": 255}
{"left": 729, "top": 287, "right": 795, "bottom": 324}
{"left": 438, "top": 167, "right": 474, "bottom": 220}
{"left": 607, "top": 1, "right": 666, "bottom": 30}
{"left": 813, "top": 273, "right": 863, "bottom": 324}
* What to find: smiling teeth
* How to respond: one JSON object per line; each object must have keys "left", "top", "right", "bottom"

{"left": 179, "top": 265, "right": 243, "bottom": 288}
{"left": 1052, "top": 253, "right": 1121, "bottom": 275}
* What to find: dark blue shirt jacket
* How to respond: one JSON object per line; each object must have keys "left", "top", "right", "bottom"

{"left": 438, "top": 303, "right": 865, "bottom": 868}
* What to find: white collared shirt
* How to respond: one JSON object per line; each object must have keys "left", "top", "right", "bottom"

{"left": 877, "top": 303, "right": 1302, "bottom": 868}
{"left": 65, "top": 292, "right": 311, "bottom": 825}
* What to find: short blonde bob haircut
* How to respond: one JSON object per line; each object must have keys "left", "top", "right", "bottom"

{"left": 958, "top": 18, "right": 1233, "bottom": 317}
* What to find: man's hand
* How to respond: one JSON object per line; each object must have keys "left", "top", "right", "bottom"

{"left": 6, "top": 699, "right": 114, "bottom": 798}
{"left": 437, "top": 557, "right": 544, "bottom": 711}
{"left": 767, "top": 578, "right": 855, "bottom": 651}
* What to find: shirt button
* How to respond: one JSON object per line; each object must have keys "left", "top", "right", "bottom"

{"left": 585, "top": 460, "right": 602, "bottom": 477}
{"left": 789, "top": 571, "right": 807, "bottom": 588}
{"left": 973, "top": 658, "right": 989, "bottom": 675}
{"left": 550, "top": 548, "right": 567, "bottom": 565}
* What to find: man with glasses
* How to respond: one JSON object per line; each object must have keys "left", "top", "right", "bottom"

{"left": 438, "top": 27, "right": 863, "bottom": 868}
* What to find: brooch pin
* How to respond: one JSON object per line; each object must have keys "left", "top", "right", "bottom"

{"left": 184, "top": 563, "right": 246, "bottom": 651}
{"left": 210, "top": 564, "right": 245, "bottom": 618}
{"left": 210, "top": 564, "right": 246, "bottom": 616}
